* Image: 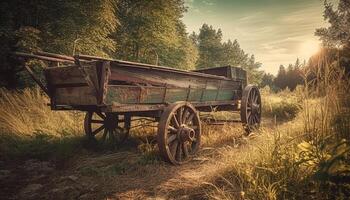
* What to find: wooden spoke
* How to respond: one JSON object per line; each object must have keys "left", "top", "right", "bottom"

{"left": 168, "top": 125, "right": 177, "bottom": 133}
{"left": 176, "top": 142, "right": 183, "bottom": 162}
{"left": 109, "top": 129, "right": 115, "bottom": 141}
{"left": 84, "top": 112, "right": 131, "bottom": 145}
{"left": 101, "top": 129, "right": 108, "bottom": 142}
{"left": 182, "top": 108, "right": 189, "bottom": 124}
{"left": 182, "top": 143, "right": 189, "bottom": 158}
{"left": 254, "top": 92, "right": 259, "bottom": 103}
{"left": 96, "top": 112, "right": 106, "bottom": 120}
{"left": 157, "top": 102, "right": 201, "bottom": 165}
{"left": 177, "top": 107, "right": 184, "bottom": 124}
{"left": 91, "top": 120, "right": 104, "bottom": 124}
{"left": 92, "top": 125, "right": 105, "bottom": 135}
{"left": 167, "top": 134, "right": 177, "bottom": 144}
{"left": 170, "top": 140, "right": 179, "bottom": 157}
{"left": 185, "top": 113, "right": 195, "bottom": 124}
{"left": 172, "top": 114, "right": 180, "bottom": 128}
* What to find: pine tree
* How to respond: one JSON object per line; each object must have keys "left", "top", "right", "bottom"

{"left": 274, "top": 65, "right": 287, "bottom": 90}
{"left": 195, "top": 24, "right": 223, "bottom": 69}
{"left": 114, "top": 0, "right": 195, "bottom": 69}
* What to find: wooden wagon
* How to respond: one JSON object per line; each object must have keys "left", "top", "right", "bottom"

{"left": 15, "top": 52, "right": 262, "bottom": 165}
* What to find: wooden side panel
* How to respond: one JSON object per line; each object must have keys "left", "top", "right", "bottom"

{"left": 44, "top": 62, "right": 100, "bottom": 105}
{"left": 188, "top": 89, "right": 202, "bottom": 101}
{"left": 109, "top": 63, "right": 241, "bottom": 90}
{"left": 54, "top": 87, "right": 97, "bottom": 105}
{"left": 105, "top": 85, "right": 239, "bottom": 105}
{"left": 164, "top": 88, "right": 188, "bottom": 103}
{"left": 231, "top": 67, "right": 247, "bottom": 86}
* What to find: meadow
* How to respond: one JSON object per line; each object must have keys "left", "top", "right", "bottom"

{"left": 0, "top": 68, "right": 349, "bottom": 199}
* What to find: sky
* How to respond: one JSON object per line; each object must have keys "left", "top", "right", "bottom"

{"left": 182, "top": 0, "right": 331, "bottom": 74}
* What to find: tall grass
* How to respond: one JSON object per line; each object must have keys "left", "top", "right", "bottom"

{"left": 0, "top": 87, "right": 83, "bottom": 136}
{"left": 260, "top": 86, "right": 301, "bottom": 120}
{"left": 206, "top": 50, "right": 350, "bottom": 199}
{"left": 0, "top": 87, "right": 83, "bottom": 161}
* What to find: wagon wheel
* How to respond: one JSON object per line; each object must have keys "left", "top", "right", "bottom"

{"left": 157, "top": 102, "right": 201, "bottom": 165}
{"left": 84, "top": 112, "right": 131, "bottom": 145}
{"left": 240, "top": 85, "right": 261, "bottom": 133}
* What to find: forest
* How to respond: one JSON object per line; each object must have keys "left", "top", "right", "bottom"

{"left": 0, "top": 0, "right": 264, "bottom": 89}
{"left": 0, "top": 0, "right": 349, "bottom": 199}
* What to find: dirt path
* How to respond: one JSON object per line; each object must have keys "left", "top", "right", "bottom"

{"left": 1, "top": 118, "right": 279, "bottom": 200}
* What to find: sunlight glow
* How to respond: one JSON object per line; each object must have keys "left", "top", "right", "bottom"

{"left": 300, "top": 40, "right": 320, "bottom": 59}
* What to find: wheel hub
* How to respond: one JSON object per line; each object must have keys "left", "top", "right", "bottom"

{"left": 104, "top": 114, "right": 118, "bottom": 130}
{"left": 178, "top": 125, "right": 195, "bottom": 142}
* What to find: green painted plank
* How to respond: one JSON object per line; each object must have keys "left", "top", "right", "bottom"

{"left": 106, "top": 86, "right": 236, "bottom": 104}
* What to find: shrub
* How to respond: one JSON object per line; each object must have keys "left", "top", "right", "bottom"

{"left": 262, "top": 94, "right": 301, "bottom": 120}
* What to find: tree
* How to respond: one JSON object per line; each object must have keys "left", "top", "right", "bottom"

{"left": 259, "top": 73, "right": 276, "bottom": 90}
{"left": 0, "top": 0, "right": 118, "bottom": 88}
{"left": 114, "top": 0, "right": 196, "bottom": 69}
{"left": 274, "top": 65, "right": 287, "bottom": 90}
{"left": 273, "top": 59, "right": 304, "bottom": 91}
{"left": 220, "top": 39, "right": 247, "bottom": 67}
{"left": 241, "top": 55, "right": 263, "bottom": 84}
{"left": 316, "top": 0, "right": 350, "bottom": 48}
{"left": 194, "top": 24, "right": 263, "bottom": 84}
{"left": 195, "top": 24, "right": 223, "bottom": 69}
{"left": 316, "top": 0, "right": 350, "bottom": 75}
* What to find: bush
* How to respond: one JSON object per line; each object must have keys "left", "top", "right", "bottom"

{"left": 262, "top": 94, "right": 301, "bottom": 120}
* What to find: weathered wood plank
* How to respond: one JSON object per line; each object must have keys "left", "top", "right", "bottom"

{"left": 109, "top": 62, "right": 241, "bottom": 90}
{"left": 45, "top": 63, "right": 99, "bottom": 86}
{"left": 54, "top": 86, "right": 97, "bottom": 105}
{"left": 105, "top": 85, "right": 240, "bottom": 105}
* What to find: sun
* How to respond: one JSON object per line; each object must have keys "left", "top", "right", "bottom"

{"left": 300, "top": 40, "right": 320, "bottom": 59}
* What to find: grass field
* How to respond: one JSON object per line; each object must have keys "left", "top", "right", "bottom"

{"left": 0, "top": 80, "right": 349, "bottom": 199}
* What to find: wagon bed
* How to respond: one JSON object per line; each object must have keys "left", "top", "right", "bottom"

{"left": 44, "top": 56, "right": 246, "bottom": 114}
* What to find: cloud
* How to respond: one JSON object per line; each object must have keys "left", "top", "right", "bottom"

{"left": 183, "top": 0, "right": 327, "bottom": 74}
{"left": 202, "top": 0, "right": 215, "bottom": 6}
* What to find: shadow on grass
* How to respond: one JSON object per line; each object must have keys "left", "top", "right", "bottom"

{"left": 0, "top": 133, "right": 85, "bottom": 167}
{"left": 0, "top": 130, "right": 163, "bottom": 168}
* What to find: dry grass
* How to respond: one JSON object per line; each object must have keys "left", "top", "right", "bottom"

{"left": 0, "top": 87, "right": 84, "bottom": 161}
{"left": 202, "top": 54, "right": 350, "bottom": 199}
{"left": 1, "top": 60, "right": 349, "bottom": 199}
{"left": 0, "top": 87, "right": 83, "bottom": 137}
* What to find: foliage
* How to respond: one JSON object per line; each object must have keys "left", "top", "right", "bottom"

{"left": 316, "top": 0, "right": 350, "bottom": 48}
{"left": 193, "top": 24, "right": 263, "bottom": 84}
{"left": 315, "top": 0, "right": 350, "bottom": 75}
{"left": 114, "top": 0, "right": 198, "bottom": 69}
{"left": 273, "top": 59, "right": 304, "bottom": 91}
{"left": 0, "top": 0, "right": 118, "bottom": 88}
{"left": 194, "top": 24, "right": 224, "bottom": 69}
{"left": 0, "top": 0, "right": 267, "bottom": 88}
{"left": 259, "top": 73, "right": 277, "bottom": 91}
